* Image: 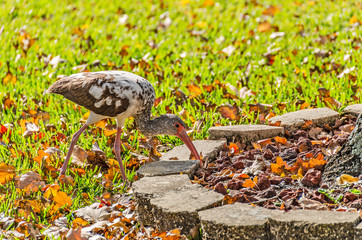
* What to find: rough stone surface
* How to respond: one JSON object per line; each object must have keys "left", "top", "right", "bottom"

{"left": 132, "top": 175, "right": 193, "bottom": 225}
{"left": 199, "top": 203, "right": 279, "bottom": 240}
{"left": 208, "top": 125, "right": 284, "bottom": 142}
{"left": 145, "top": 184, "right": 223, "bottom": 236}
{"left": 268, "top": 107, "right": 339, "bottom": 131}
{"left": 342, "top": 104, "right": 362, "bottom": 116}
{"left": 161, "top": 140, "right": 226, "bottom": 162}
{"left": 355, "top": 222, "right": 362, "bottom": 240}
{"left": 323, "top": 114, "right": 362, "bottom": 182}
{"left": 269, "top": 210, "right": 360, "bottom": 240}
{"left": 137, "top": 160, "right": 199, "bottom": 179}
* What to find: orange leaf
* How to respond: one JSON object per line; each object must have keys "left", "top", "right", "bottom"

{"left": 72, "top": 218, "right": 89, "bottom": 228}
{"left": 187, "top": 84, "right": 202, "bottom": 98}
{"left": 268, "top": 120, "right": 281, "bottom": 127}
{"left": 218, "top": 105, "right": 238, "bottom": 120}
{"left": 202, "top": 0, "right": 214, "bottom": 7}
{"left": 258, "top": 21, "right": 272, "bottom": 32}
{"left": 44, "top": 183, "right": 61, "bottom": 199}
{"left": 350, "top": 16, "right": 358, "bottom": 25}
{"left": 222, "top": 195, "right": 238, "bottom": 204}
{"left": 53, "top": 191, "right": 72, "bottom": 207}
{"left": 262, "top": 5, "right": 280, "bottom": 16}
{"left": 239, "top": 173, "right": 250, "bottom": 179}
{"left": 228, "top": 143, "right": 239, "bottom": 153}
{"left": 242, "top": 179, "right": 256, "bottom": 188}
{"left": 257, "top": 138, "right": 272, "bottom": 148}
{"left": 33, "top": 150, "right": 50, "bottom": 165}
{"left": 252, "top": 142, "right": 261, "bottom": 150}
{"left": 2, "top": 71, "right": 17, "bottom": 85}
{"left": 308, "top": 157, "right": 327, "bottom": 168}
{"left": 339, "top": 174, "right": 359, "bottom": 184}
{"left": 104, "top": 129, "right": 117, "bottom": 136}
{"left": 80, "top": 111, "right": 90, "bottom": 122}
{"left": 0, "top": 163, "right": 15, "bottom": 184}
{"left": 301, "top": 120, "right": 313, "bottom": 129}
{"left": 274, "top": 136, "right": 287, "bottom": 144}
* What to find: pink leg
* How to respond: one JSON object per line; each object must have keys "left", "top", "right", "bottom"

{"left": 114, "top": 127, "right": 127, "bottom": 182}
{"left": 60, "top": 124, "right": 88, "bottom": 175}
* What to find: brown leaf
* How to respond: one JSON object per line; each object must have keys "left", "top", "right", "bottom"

{"left": 218, "top": 105, "right": 239, "bottom": 120}
{"left": 75, "top": 203, "right": 111, "bottom": 222}
{"left": 66, "top": 227, "right": 87, "bottom": 240}
{"left": 262, "top": 5, "right": 280, "bottom": 16}
{"left": 15, "top": 171, "right": 45, "bottom": 195}
{"left": 71, "top": 146, "right": 89, "bottom": 166}
{"left": 258, "top": 21, "right": 272, "bottom": 32}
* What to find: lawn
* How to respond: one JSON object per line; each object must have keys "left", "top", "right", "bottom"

{"left": 0, "top": 0, "right": 361, "bottom": 238}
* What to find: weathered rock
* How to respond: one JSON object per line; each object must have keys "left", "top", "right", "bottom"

{"left": 208, "top": 125, "right": 284, "bottom": 142}
{"left": 269, "top": 210, "right": 360, "bottom": 240}
{"left": 342, "top": 104, "right": 362, "bottom": 116}
{"left": 147, "top": 184, "right": 223, "bottom": 236}
{"left": 268, "top": 108, "right": 339, "bottom": 131}
{"left": 355, "top": 222, "right": 362, "bottom": 240}
{"left": 132, "top": 175, "right": 193, "bottom": 225}
{"left": 199, "top": 203, "right": 279, "bottom": 240}
{"left": 161, "top": 140, "right": 226, "bottom": 162}
{"left": 137, "top": 160, "right": 199, "bottom": 179}
{"left": 301, "top": 169, "right": 322, "bottom": 187}
{"left": 323, "top": 114, "right": 362, "bottom": 182}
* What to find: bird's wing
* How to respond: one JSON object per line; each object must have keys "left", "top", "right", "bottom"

{"left": 47, "top": 71, "right": 154, "bottom": 117}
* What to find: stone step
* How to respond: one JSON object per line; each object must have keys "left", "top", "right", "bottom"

{"left": 269, "top": 209, "right": 360, "bottom": 240}
{"left": 342, "top": 104, "right": 362, "bottom": 117}
{"left": 132, "top": 175, "right": 193, "bottom": 226}
{"left": 208, "top": 124, "right": 284, "bottom": 142}
{"left": 160, "top": 140, "right": 226, "bottom": 162}
{"left": 148, "top": 184, "right": 223, "bottom": 237}
{"left": 268, "top": 107, "right": 339, "bottom": 131}
{"left": 136, "top": 160, "right": 199, "bottom": 179}
{"left": 199, "top": 203, "right": 278, "bottom": 240}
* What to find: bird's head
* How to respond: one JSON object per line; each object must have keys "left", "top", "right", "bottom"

{"left": 154, "top": 114, "right": 201, "bottom": 161}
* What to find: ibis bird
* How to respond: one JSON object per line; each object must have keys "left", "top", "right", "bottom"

{"left": 47, "top": 71, "right": 201, "bottom": 182}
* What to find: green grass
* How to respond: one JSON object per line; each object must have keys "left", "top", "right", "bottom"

{"left": 0, "top": 0, "right": 361, "bottom": 236}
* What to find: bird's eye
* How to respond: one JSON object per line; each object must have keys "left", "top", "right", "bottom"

{"left": 175, "top": 123, "right": 180, "bottom": 128}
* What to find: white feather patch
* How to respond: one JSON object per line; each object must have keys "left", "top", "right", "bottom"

{"left": 89, "top": 85, "right": 105, "bottom": 99}
{"left": 94, "top": 99, "right": 105, "bottom": 108}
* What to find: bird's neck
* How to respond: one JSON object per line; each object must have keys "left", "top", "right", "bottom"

{"left": 135, "top": 115, "right": 163, "bottom": 136}
{"left": 134, "top": 105, "right": 161, "bottom": 136}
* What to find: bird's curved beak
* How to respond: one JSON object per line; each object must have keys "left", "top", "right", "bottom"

{"left": 176, "top": 126, "right": 201, "bottom": 162}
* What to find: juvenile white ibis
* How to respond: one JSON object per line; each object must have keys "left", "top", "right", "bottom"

{"left": 47, "top": 71, "right": 201, "bottom": 182}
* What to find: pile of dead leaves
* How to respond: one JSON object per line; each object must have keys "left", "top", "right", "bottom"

{"left": 195, "top": 114, "right": 362, "bottom": 211}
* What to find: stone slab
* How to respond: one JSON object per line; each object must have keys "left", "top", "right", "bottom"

{"left": 342, "top": 104, "right": 362, "bottom": 117}
{"left": 132, "top": 175, "right": 194, "bottom": 226}
{"left": 208, "top": 125, "right": 284, "bottom": 142}
{"left": 268, "top": 107, "right": 339, "bottom": 131}
{"left": 269, "top": 210, "right": 360, "bottom": 240}
{"left": 160, "top": 140, "right": 226, "bottom": 162}
{"left": 199, "top": 203, "right": 279, "bottom": 240}
{"left": 136, "top": 160, "right": 199, "bottom": 179}
{"left": 148, "top": 184, "right": 223, "bottom": 236}
{"left": 132, "top": 174, "right": 192, "bottom": 197}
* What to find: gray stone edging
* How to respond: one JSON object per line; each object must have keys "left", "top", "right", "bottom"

{"left": 132, "top": 107, "right": 362, "bottom": 239}
{"left": 268, "top": 107, "right": 339, "bottom": 131}
{"left": 208, "top": 125, "right": 284, "bottom": 142}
